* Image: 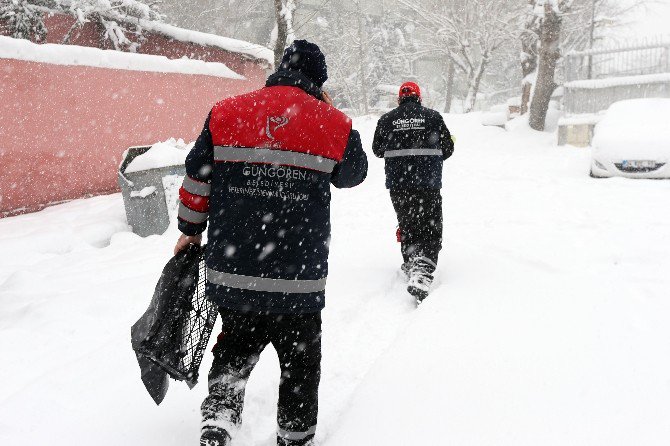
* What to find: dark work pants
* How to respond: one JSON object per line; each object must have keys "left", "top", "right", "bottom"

{"left": 390, "top": 188, "right": 443, "bottom": 265}
{"left": 202, "top": 309, "right": 321, "bottom": 446}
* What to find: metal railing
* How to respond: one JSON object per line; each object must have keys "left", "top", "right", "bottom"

{"left": 565, "top": 37, "right": 670, "bottom": 83}
{"left": 563, "top": 37, "right": 670, "bottom": 114}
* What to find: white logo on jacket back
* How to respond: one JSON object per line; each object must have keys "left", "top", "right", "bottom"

{"left": 392, "top": 117, "right": 425, "bottom": 132}
{"left": 266, "top": 116, "right": 290, "bottom": 140}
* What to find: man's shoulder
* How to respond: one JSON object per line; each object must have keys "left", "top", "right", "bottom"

{"left": 378, "top": 107, "right": 401, "bottom": 122}
{"left": 421, "top": 106, "right": 447, "bottom": 124}
{"left": 319, "top": 100, "right": 353, "bottom": 128}
{"left": 211, "top": 88, "right": 264, "bottom": 112}
{"left": 419, "top": 104, "right": 441, "bottom": 117}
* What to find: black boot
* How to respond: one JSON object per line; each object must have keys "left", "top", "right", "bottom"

{"left": 407, "top": 257, "right": 436, "bottom": 305}
{"left": 200, "top": 428, "right": 231, "bottom": 446}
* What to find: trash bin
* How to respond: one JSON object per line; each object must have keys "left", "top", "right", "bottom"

{"left": 118, "top": 145, "right": 186, "bottom": 237}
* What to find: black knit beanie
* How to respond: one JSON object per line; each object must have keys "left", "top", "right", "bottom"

{"left": 280, "top": 40, "right": 328, "bottom": 88}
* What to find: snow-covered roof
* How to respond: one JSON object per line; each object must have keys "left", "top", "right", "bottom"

{"left": 21, "top": 1, "right": 273, "bottom": 65}
{"left": 0, "top": 36, "right": 245, "bottom": 79}
{"left": 138, "top": 21, "right": 274, "bottom": 66}
{"left": 564, "top": 73, "right": 670, "bottom": 89}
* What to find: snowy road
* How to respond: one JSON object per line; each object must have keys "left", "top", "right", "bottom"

{"left": 1, "top": 114, "right": 669, "bottom": 445}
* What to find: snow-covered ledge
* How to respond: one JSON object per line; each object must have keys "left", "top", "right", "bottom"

{"left": 564, "top": 73, "right": 670, "bottom": 90}
{"left": 0, "top": 36, "right": 245, "bottom": 80}
{"left": 557, "top": 113, "right": 604, "bottom": 147}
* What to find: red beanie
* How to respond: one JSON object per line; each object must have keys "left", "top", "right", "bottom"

{"left": 399, "top": 82, "right": 421, "bottom": 99}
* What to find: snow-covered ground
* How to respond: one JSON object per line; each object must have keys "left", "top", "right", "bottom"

{"left": 1, "top": 114, "right": 669, "bottom": 445}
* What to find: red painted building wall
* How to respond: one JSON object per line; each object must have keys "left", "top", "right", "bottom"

{"left": 0, "top": 15, "right": 268, "bottom": 217}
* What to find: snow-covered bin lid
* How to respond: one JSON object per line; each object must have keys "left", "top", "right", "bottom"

{"left": 120, "top": 138, "right": 193, "bottom": 174}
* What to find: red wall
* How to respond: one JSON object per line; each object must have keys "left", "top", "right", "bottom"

{"left": 0, "top": 59, "right": 262, "bottom": 217}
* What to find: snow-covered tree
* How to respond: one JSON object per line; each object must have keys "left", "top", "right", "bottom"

{"left": 57, "top": 0, "right": 163, "bottom": 50}
{"left": 399, "top": 0, "right": 524, "bottom": 112}
{"left": 1, "top": 0, "right": 163, "bottom": 50}
{"left": 271, "top": 0, "right": 297, "bottom": 68}
{"left": 302, "top": 1, "right": 417, "bottom": 114}
{"left": 301, "top": 5, "right": 361, "bottom": 110}
{"left": 527, "top": 0, "right": 562, "bottom": 130}
{"left": 523, "top": 0, "right": 645, "bottom": 130}
{"left": 0, "top": 0, "right": 48, "bottom": 41}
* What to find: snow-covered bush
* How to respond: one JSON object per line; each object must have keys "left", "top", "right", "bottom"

{"left": 1, "top": 0, "right": 163, "bottom": 50}
{"left": 58, "top": 0, "right": 164, "bottom": 50}
{"left": 0, "top": 0, "right": 48, "bottom": 41}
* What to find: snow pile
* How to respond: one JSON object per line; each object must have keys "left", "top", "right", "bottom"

{"left": 1, "top": 113, "right": 670, "bottom": 445}
{"left": 0, "top": 36, "right": 245, "bottom": 79}
{"left": 481, "top": 104, "right": 509, "bottom": 126}
{"left": 592, "top": 98, "right": 670, "bottom": 160}
{"left": 124, "top": 138, "right": 193, "bottom": 173}
{"left": 130, "top": 186, "right": 157, "bottom": 198}
{"left": 564, "top": 72, "right": 670, "bottom": 89}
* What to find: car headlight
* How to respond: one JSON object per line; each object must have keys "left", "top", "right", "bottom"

{"left": 594, "top": 159, "right": 607, "bottom": 170}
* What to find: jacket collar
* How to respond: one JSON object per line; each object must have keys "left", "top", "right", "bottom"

{"left": 399, "top": 96, "right": 421, "bottom": 106}
{"left": 266, "top": 70, "right": 323, "bottom": 100}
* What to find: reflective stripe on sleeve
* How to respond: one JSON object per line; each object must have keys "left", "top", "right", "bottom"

{"left": 214, "top": 146, "right": 337, "bottom": 173}
{"left": 416, "top": 256, "right": 437, "bottom": 268}
{"left": 277, "top": 425, "right": 317, "bottom": 441}
{"left": 182, "top": 176, "right": 211, "bottom": 197}
{"left": 384, "top": 148, "right": 443, "bottom": 158}
{"left": 207, "top": 268, "right": 327, "bottom": 294}
{"left": 178, "top": 202, "right": 208, "bottom": 224}
{"left": 179, "top": 187, "right": 209, "bottom": 213}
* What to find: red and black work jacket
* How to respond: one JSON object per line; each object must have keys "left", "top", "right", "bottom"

{"left": 178, "top": 70, "right": 367, "bottom": 314}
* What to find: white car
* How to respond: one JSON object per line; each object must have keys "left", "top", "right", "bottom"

{"left": 590, "top": 98, "right": 670, "bottom": 179}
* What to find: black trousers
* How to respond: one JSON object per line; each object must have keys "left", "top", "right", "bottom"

{"left": 202, "top": 309, "right": 321, "bottom": 446}
{"left": 390, "top": 188, "right": 443, "bottom": 265}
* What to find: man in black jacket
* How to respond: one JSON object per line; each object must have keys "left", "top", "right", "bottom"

{"left": 372, "top": 82, "right": 454, "bottom": 303}
{"left": 174, "top": 40, "right": 367, "bottom": 446}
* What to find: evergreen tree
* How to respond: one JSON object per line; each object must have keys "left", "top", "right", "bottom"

{"left": 0, "top": 0, "right": 48, "bottom": 41}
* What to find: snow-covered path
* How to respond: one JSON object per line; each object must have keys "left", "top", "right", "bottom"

{"left": 1, "top": 114, "right": 669, "bottom": 445}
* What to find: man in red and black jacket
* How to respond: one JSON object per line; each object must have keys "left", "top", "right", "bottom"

{"left": 174, "top": 40, "right": 367, "bottom": 446}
